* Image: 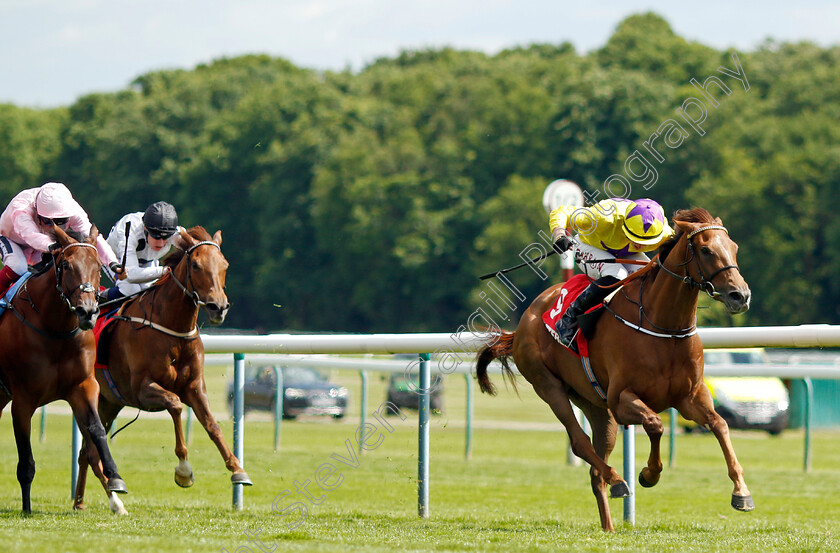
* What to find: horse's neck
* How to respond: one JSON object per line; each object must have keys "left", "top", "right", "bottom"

{"left": 26, "top": 271, "right": 78, "bottom": 332}
{"left": 136, "top": 264, "right": 199, "bottom": 332}
{"left": 643, "top": 244, "right": 700, "bottom": 329}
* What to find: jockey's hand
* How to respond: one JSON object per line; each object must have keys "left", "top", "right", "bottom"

{"left": 109, "top": 262, "right": 126, "bottom": 280}
{"left": 553, "top": 235, "right": 574, "bottom": 254}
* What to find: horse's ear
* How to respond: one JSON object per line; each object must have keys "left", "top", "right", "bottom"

{"left": 673, "top": 219, "right": 695, "bottom": 235}
{"left": 213, "top": 230, "right": 222, "bottom": 246}
{"left": 714, "top": 216, "right": 724, "bottom": 226}
{"left": 87, "top": 224, "right": 99, "bottom": 244}
{"left": 53, "top": 224, "right": 73, "bottom": 246}
{"left": 174, "top": 227, "right": 194, "bottom": 249}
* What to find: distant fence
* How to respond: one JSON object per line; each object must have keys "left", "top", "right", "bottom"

{"left": 59, "top": 325, "right": 840, "bottom": 524}
{"left": 200, "top": 324, "right": 840, "bottom": 524}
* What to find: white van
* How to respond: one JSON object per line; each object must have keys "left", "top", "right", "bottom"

{"left": 681, "top": 348, "right": 790, "bottom": 435}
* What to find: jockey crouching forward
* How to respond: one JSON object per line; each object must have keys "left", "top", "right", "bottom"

{"left": 549, "top": 198, "right": 674, "bottom": 348}
{"left": 0, "top": 182, "right": 121, "bottom": 297}
{"left": 100, "top": 201, "right": 182, "bottom": 302}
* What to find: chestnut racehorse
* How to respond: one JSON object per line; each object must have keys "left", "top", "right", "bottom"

{"left": 73, "top": 226, "right": 251, "bottom": 512}
{"left": 0, "top": 226, "right": 127, "bottom": 513}
{"left": 476, "top": 208, "right": 753, "bottom": 531}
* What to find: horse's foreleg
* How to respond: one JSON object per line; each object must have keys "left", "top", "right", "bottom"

{"left": 576, "top": 400, "right": 620, "bottom": 532}
{"left": 68, "top": 379, "right": 128, "bottom": 497}
{"left": 613, "top": 389, "right": 664, "bottom": 488}
{"left": 136, "top": 380, "right": 194, "bottom": 488}
{"left": 184, "top": 384, "right": 252, "bottom": 486}
{"left": 677, "top": 388, "right": 753, "bottom": 511}
{"left": 11, "top": 399, "right": 36, "bottom": 514}
{"left": 75, "top": 399, "right": 126, "bottom": 513}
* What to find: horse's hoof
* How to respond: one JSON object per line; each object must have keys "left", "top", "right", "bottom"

{"left": 231, "top": 472, "right": 253, "bottom": 486}
{"left": 638, "top": 471, "right": 659, "bottom": 488}
{"left": 107, "top": 478, "right": 128, "bottom": 494}
{"left": 174, "top": 471, "right": 195, "bottom": 488}
{"left": 731, "top": 494, "right": 755, "bottom": 511}
{"left": 73, "top": 502, "right": 86, "bottom": 511}
{"left": 610, "top": 481, "right": 631, "bottom": 498}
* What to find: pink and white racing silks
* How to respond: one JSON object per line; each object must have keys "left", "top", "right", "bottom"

{"left": 0, "top": 185, "right": 118, "bottom": 267}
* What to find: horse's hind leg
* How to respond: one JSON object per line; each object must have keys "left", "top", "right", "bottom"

{"left": 525, "top": 369, "right": 626, "bottom": 530}
{"left": 678, "top": 388, "right": 753, "bottom": 511}
{"left": 576, "top": 399, "right": 621, "bottom": 532}
{"left": 11, "top": 398, "right": 36, "bottom": 514}
{"left": 184, "top": 382, "right": 252, "bottom": 485}
{"left": 614, "top": 389, "right": 664, "bottom": 488}
{"left": 136, "top": 379, "right": 195, "bottom": 488}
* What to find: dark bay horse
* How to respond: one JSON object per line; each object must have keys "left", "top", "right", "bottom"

{"left": 0, "top": 226, "right": 127, "bottom": 513}
{"left": 73, "top": 226, "right": 250, "bottom": 512}
{"left": 476, "top": 208, "right": 752, "bottom": 531}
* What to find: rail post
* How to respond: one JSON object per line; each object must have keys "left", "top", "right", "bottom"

{"left": 232, "top": 352, "right": 245, "bottom": 510}
{"left": 623, "top": 425, "right": 635, "bottom": 525}
{"left": 273, "top": 365, "right": 283, "bottom": 452}
{"left": 418, "top": 353, "right": 430, "bottom": 518}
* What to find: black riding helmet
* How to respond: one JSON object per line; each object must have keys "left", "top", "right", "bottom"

{"left": 143, "top": 201, "right": 179, "bottom": 239}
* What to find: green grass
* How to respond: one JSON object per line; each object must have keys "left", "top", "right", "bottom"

{"left": 1, "top": 368, "right": 839, "bottom": 552}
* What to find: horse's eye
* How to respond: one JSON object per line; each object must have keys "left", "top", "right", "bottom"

{"left": 60, "top": 260, "right": 71, "bottom": 270}
{"left": 192, "top": 260, "right": 200, "bottom": 271}
{"left": 700, "top": 247, "right": 712, "bottom": 256}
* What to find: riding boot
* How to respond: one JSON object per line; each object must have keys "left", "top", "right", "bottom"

{"left": 555, "top": 276, "right": 620, "bottom": 348}
{"left": 0, "top": 265, "right": 20, "bottom": 298}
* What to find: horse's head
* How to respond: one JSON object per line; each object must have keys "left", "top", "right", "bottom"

{"left": 671, "top": 209, "right": 751, "bottom": 314}
{"left": 53, "top": 225, "right": 101, "bottom": 329}
{"left": 171, "top": 226, "right": 230, "bottom": 324}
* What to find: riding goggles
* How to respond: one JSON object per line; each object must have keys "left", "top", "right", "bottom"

{"left": 38, "top": 215, "right": 70, "bottom": 227}
{"left": 145, "top": 228, "right": 176, "bottom": 240}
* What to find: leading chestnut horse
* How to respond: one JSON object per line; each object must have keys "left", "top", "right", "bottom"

{"left": 476, "top": 208, "right": 753, "bottom": 531}
{"left": 73, "top": 226, "right": 251, "bottom": 512}
{"left": 0, "top": 226, "right": 127, "bottom": 513}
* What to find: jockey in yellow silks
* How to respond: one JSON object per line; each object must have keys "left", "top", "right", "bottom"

{"left": 548, "top": 198, "right": 674, "bottom": 348}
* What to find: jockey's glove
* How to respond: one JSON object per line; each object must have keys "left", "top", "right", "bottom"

{"left": 553, "top": 235, "right": 574, "bottom": 254}
{"left": 109, "top": 262, "right": 123, "bottom": 274}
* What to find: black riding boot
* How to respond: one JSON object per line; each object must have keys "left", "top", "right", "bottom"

{"left": 555, "top": 276, "right": 620, "bottom": 348}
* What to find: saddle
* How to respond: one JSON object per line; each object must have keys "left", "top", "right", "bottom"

{"left": 0, "top": 272, "right": 35, "bottom": 318}
{"left": 542, "top": 274, "right": 608, "bottom": 357}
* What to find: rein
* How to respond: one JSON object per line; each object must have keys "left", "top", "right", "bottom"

{"left": 603, "top": 225, "right": 740, "bottom": 339}
{"left": 7, "top": 242, "right": 100, "bottom": 340}
{"left": 115, "top": 240, "right": 220, "bottom": 339}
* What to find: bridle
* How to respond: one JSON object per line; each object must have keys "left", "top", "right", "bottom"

{"left": 53, "top": 242, "right": 100, "bottom": 312}
{"left": 655, "top": 225, "right": 741, "bottom": 299}
{"left": 605, "top": 225, "right": 742, "bottom": 339}
{"left": 168, "top": 241, "right": 222, "bottom": 307}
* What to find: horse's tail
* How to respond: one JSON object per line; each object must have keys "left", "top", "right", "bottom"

{"left": 475, "top": 331, "right": 518, "bottom": 396}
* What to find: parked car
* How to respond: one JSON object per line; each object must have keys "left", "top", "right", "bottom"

{"left": 227, "top": 365, "right": 349, "bottom": 419}
{"left": 681, "top": 348, "right": 790, "bottom": 435}
{"left": 385, "top": 372, "right": 444, "bottom": 414}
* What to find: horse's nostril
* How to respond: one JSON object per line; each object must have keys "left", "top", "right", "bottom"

{"left": 728, "top": 291, "right": 743, "bottom": 304}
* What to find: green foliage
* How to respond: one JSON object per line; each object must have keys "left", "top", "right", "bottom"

{"left": 5, "top": 14, "right": 840, "bottom": 331}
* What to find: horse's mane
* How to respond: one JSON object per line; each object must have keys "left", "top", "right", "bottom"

{"left": 656, "top": 207, "right": 715, "bottom": 261}
{"left": 162, "top": 226, "right": 214, "bottom": 269}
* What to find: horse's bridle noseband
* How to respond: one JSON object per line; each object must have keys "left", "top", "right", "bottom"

{"left": 168, "top": 240, "right": 222, "bottom": 307}
{"left": 656, "top": 225, "right": 741, "bottom": 298}
{"left": 54, "top": 242, "right": 100, "bottom": 312}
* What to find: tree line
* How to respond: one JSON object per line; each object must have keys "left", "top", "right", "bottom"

{"left": 1, "top": 13, "right": 838, "bottom": 332}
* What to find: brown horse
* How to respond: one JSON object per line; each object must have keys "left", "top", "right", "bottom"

{"left": 476, "top": 208, "right": 753, "bottom": 531}
{"left": 0, "top": 225, "right": 127, "bottom": 513}
{"left": 73, "top": 226, "right": 250, "bottom": 513}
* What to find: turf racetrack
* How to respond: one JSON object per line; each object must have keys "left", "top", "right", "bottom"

{"left": 0, "top": 371, "right": 838, "bottom": 553}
